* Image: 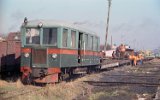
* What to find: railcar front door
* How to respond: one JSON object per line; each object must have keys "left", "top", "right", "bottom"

{"left": 78, "top": 33, "right": 83, "bottom": 64}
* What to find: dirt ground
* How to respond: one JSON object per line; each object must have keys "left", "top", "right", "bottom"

{"left": 0, "top": 59, "right": 160, "bottom": 100}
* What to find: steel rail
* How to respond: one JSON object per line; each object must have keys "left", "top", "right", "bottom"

{"left": 101, "top": 74, "right": 160, "bottom": 78}
{"left": 84, "top": 81, "right": 160, "bottom": 87}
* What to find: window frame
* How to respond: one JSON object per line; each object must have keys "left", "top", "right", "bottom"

{"left": 84, "top": 34, "right": 88, "bottom": 50}
{"left": 25, "top": 27, "right": 41, "bottom": 45}
{"left": 71, "top": 30, "right": 77, "bottom": 48}
{"left": 94, "top": 36, "right": 98, "bottom": 51}
{"left": 62, "top": 28, "right": 69, "bottom": 48}
{"left": 91, "top": 36, "right": 93, "bottom": 50}
{"left": 88, "top": 35, "right": 93, "bottom": 50}
{"left": 42, "top": 27, "right": 58, "bottom": 46}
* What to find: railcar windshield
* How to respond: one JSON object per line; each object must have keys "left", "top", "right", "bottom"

{"left": 43, "top": 28, "right": 57, "bottom": 46}
{"left": 26, "top": 28, "right": 40, "bottom": 44}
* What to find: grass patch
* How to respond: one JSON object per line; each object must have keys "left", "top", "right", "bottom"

{"left": 0, "top": 78, "right": 91, "bottom": 100}
{"left": 0, "top": 85, "right": 17, "bottom": 92}
{"left": 89, "top": 91, "right": 119, "bottom": 100}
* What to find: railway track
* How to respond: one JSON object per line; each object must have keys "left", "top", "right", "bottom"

{"left": 100, "top": 74, "right": 160, "bottom": 79}
{"left": 84, "top": 68, "right": 160, "bottom": 87}
{"left": 79, "top": 59, "right": 160, "bottom": 99}
{"left": 84, "top": 80, "right": 160, "bottom": 87}
{"left": 83, "top": 66, "right": 160, "bottom": 87}
{"left": 66, "top": 59, "right": 155, "bottom": 83}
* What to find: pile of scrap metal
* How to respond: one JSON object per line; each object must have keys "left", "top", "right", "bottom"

{"left": 112, "top": 44, "right": 134, "bottom": 59}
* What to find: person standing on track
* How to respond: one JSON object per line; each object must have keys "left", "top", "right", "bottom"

{"left": 129, "top": 51, "right": 137, "bottom": 66}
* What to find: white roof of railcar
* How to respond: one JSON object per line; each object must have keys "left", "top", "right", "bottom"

{"left": 24, "top": 20, "right": 98, "bottom": 37}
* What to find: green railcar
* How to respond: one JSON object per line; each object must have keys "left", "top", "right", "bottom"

{"left": 20, "top": 18, "right": 101, "bottom": 83}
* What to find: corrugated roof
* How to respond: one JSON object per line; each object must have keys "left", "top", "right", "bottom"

{"left": 7, "top": 32, "right": 21, "bottom": 41}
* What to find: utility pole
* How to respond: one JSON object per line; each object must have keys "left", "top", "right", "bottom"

{"left": 111, "top": 35, "right": 112, "bottom": 49}
{"left": 104, "top": 0, "right": 111, "bottom": 52}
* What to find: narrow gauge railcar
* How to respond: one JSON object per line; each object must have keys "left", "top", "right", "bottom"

{"left": 20, "top": 19, "right": 100, "bottom": 83}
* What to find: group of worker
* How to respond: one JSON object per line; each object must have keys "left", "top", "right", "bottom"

{"left": 129, "top": 52, "right": 144, "bottom": 66}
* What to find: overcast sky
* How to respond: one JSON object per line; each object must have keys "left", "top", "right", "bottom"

{"left": 0, "top": 0, "right": 160, "bottom": 50}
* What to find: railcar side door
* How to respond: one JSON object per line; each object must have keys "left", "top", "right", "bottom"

{"left": 78, "top": 32, "right": 83, "bottom": 64}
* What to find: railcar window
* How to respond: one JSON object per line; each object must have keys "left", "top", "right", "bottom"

{"left": 63, "top": 29, "right": 68, "bottom": 47}
{"left": 84, "top": 34, "right": 88, "bottom": 50}
{"left": 91, "top": 36, "right": 93, "bottom": 50}
{"left": 26, "top": 28, "right": 40, "bottom": 44}
{"left": 98, "top": 38, "right": 100, "bottom": 51}
{"left": 43, "top": 28, "right": 57, "bottom": 46}
{"left": 88, "top": 36, "right": 91, "bottom": 50}
{"left": 94, "top": 37, "right": 98, "bottom": 51}
{"left": 71, "top": 30, "right": 76, "bottom": 48}
{"left": 96, "top": 37, "right": 99, "bottom": 51}
{"left": 88, "top": 36, "right": 93, "bottom": 50}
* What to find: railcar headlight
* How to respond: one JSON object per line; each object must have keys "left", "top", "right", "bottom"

{"left": 24, "top": 53, "right": 29, "bottom": 57}
{"left": 38, "top": 22, "right": 43, "bottom": 28}
{"left": 32, "top": 65, "right": 36, "bottom": 68}
{"left": 52, "top": 54, "right": 57, "bottom": 59}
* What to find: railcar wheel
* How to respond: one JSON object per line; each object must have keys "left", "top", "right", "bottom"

{"left": 58, "top": 73, "right": 64, "bottom": 82}
{"left": 69, "top": 69, "right": 73, "bottom": 77}
{"left": 98, "top": 65, "right": 101, "bottom": 72}
{"left": 21, "top": 74, "right": 32, "bottom": 85}
{"left": 87, "top": 67, "right": 92, "bottom": 74}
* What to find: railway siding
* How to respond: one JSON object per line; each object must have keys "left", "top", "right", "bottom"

{"left": 77, "top": 58, "right": 160, "bottom": 100}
